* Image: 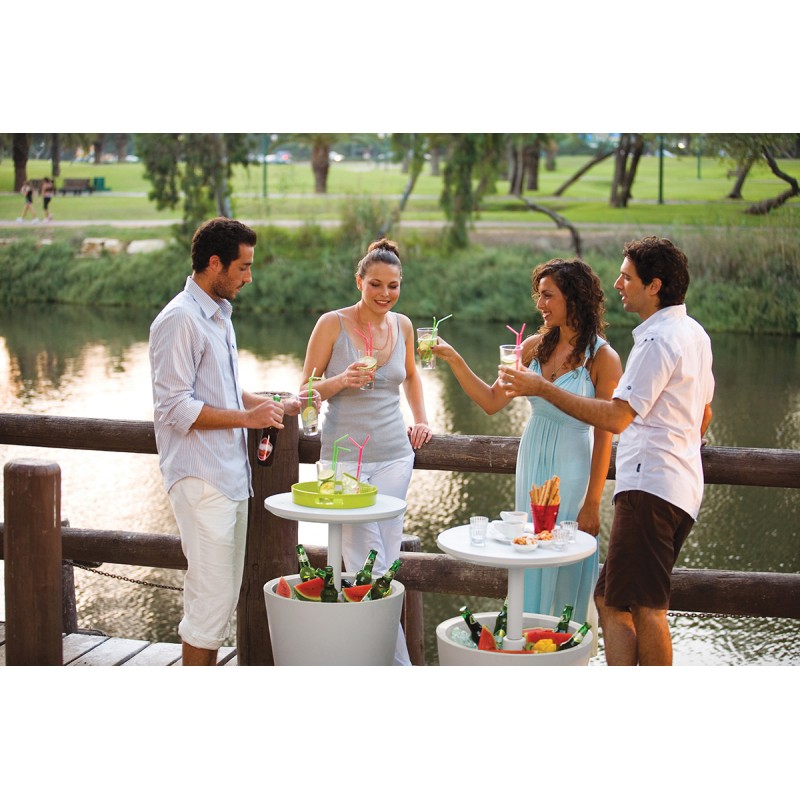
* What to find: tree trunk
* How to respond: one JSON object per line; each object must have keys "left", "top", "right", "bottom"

{"left": 430, "top": 147, "right": 441, "bottom": 176}
{"left": 554, "top": 148, "right": 614, "bottom": 196}
{"left": 610, "top": 133, "right": 643, "bottom": 208}
{"left": 512, "top": 193, "right": 583, "bottom": 257}
{"left": 115, "top": 133, "right": 128, "bottom": 163}
{"left": 745, "top": 148, "right": 800, "bottom": 215}
{"left": 50, "top": 133, "right": 61, "bottom": 178}
{"left": 211, "top": 133, "right": 233, "bottom": 218}
{"left": 523, "top": 143, "right": 539, "bottom": 191}
{"left": 13, "top": 133, "right": 29, "bottom": 191}
{"left": 311, "top": 141, "right": 330, "bottom": 193}
{"left": 508, "top": 139, "right": 523, "bottom": 195}
{"left": 727, "top": 155, "right": 755, "bottom": 199}
{"left": 92, "top": 137, "right": 104, "bottom": 165}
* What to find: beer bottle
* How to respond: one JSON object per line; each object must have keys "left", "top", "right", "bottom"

{"left": 554, "top": 604, "right": 574, "bottom": 633}
{"left": 493, "top": 596, "right": 508, "bottom": 641}
{"left": 355, "top": 549, "right": 378, "bottom": 586}
{"left": 364, "top": 558, "right": 402, "bottom": 601}
{"left": 296, "top": 544, "right": 316, "bottom": 582}
{"left": 557, "top": 622, "right": 591, "bottom": 650}
{"left": 256, "top": 394, "right": 283, "bottom": 467}
{"left": 320, "top": 566, "right": 338, "bottom": 603}
{"left": 460, "top": 605, "right": 483, "bottom": 646}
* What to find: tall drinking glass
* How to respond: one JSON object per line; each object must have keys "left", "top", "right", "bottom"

{"left": 417, "top": 328, "right": 436, "bottom": 369}
{"left": 357, "top": 349, "right": 379, "bottom": 390}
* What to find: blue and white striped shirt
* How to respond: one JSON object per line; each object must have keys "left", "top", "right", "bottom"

{"left": 149, "top": 276, "right": 251, "bottom": 500}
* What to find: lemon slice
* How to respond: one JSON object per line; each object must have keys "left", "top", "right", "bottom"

{"left": 302, "top": 406, "right": 318, "bottom": 424}
{"left": 358, "top": 355, "right": 378, "bottom": 370}
{"left": 418, "top": 335, "right": 433, "bottom": 352}
{"left": 342, "top": 472, "right": 360, "bottom": 493}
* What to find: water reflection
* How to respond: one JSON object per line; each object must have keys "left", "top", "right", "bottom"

{"left": 1, "top": 305, "right": 798, "bottom": 664}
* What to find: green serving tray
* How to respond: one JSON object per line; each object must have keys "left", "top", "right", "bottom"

{"left": 291, "top": 481, "right": 377, "bottom": 509}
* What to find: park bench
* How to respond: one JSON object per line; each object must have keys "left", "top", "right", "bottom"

{"left": 59, "top": 179, "right": 93, "bottom": 196}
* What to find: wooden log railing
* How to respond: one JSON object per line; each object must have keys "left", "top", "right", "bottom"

{"left": 2, "top": 412, "right": 800, "bottom": 667}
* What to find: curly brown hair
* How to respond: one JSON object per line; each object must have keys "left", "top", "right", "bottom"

{"left": 355, "top": 238, "right": 402, "bottom": 279}
{"left": 530, "top": 258, "right": 607, "bottom": 368}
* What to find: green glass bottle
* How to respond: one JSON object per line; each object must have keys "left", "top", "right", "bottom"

{"left": 554, "top": 604, "right": 574, "bottom": 633}
{"left": 364, "top": 558, "right": 402, "bottom": 601}
{"left": 296, "top": 544, "right": 316, "bottom": 582}
{"left": 460, "top": 605, "right": 483, "bottom": 645}
{"left": 355, "top": 549, "right": 378, "bottom": 586}
{"left": 493, "top": 597, "right": 508, "bottom": 644}
{"left": 557, "top": 622, "right": 591, "bottom": 650}
{"left": 320, "top": 566, "right": 338, "bottom": 603}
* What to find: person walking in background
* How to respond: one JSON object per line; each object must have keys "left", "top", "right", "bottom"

{"left": 17, "top": 180, "right": 38, "bottom": 222}
{"left": 41, "top": 177, "right": 55, "bottom": 222}
{"left": 299, "top": 238, "right": 432, "bottom": 665}
{"left": 499, "top": 236, "right": 714, "bottom": 666}
{"left": 149, "top": 217, "right": 301, "bottom": 666}
{"left": 432, "top": 258, "right": 622, "bottom": 630}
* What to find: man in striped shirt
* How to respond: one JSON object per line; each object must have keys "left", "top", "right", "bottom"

{"left": 149, "top": 217, "right": 300, "bottom": 666}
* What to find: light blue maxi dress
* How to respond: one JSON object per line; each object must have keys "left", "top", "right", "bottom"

{"left": 514, "top": 339, "right": 606, "bottom": 623}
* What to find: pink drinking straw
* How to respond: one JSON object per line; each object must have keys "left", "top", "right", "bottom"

{"left": 506, "top": 323, "right": 526, "bottom": 368}
{"left": 348, "top": 434, "right": 371, "bottom": 483}
{"left": 355, "top": 325, "right": 373, "bottom": 356}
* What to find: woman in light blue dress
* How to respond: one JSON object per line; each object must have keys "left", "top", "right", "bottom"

{"left": 433, "top": 258, "right": 622, "bottom": 624}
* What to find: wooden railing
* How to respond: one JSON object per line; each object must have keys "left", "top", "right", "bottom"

{"left": 2, "top": 412, "right": 800, "bottom": 666}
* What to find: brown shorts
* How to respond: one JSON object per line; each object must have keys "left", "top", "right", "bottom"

{"left": 594, "top": 490, "right": 694, "bottom": 609}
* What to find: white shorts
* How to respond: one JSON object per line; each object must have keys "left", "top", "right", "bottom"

{"left": 168, "top": 477, "right": 249, "bottom": 651}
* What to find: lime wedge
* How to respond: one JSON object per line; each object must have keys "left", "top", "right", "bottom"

{"left": 418, "top": 335, "right": 433, "bottom": 352}
{"left": 358, "top": 355, "right": 378, "bottom": 370}
{"left": 342, "top": 472, "right": 360, "bottom": 493}
{"left": 319, "top": 480, "right": 336, "bottom": 494}
{"left": 302, "top": 406, "right": 318, "bottom": 424}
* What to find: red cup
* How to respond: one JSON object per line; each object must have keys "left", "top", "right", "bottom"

{"left": 531, "top": 503, "right": 559, "bottom": 534}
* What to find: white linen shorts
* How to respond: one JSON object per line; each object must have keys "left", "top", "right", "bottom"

{"left": 168, "top": 477, "right": 249, "bottom": 651}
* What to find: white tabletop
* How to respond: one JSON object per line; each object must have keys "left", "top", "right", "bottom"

{"left": 437, "top": 522, "right": 597, "bottom": 568}
{"left": 265, "top": 492, "right": 407, "bottom": 524}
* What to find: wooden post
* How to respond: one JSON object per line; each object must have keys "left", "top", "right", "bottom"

{"left": 400, "top": 535, "right": 426, "bottom": 666}
{"left": 4, "top": 459, "right": 63, "bottom": 665}
{"left": 237, "top": 406, "right": 299, "bottom": 666}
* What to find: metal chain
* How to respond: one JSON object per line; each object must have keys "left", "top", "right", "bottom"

{"left": 73, "top": 562, "right": 183, "bottom": 592}
{"left": 669, "top": 610, "right": 754, "bottom": 621}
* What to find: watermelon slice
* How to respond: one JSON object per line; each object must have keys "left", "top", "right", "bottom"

{"left": 523, "top": 627, "right": 572, "bottom": 646}
{"left": 293, "top": 576, "right": 324, "bottom": 601}
{"left": 478, "top": 625, "right": 498, "bottom": 651}
{"left": 342, "top": 584, "right": 372, "bottom": 603}
{"left": 276, "top": 576, "right": 292, "bottom": 598}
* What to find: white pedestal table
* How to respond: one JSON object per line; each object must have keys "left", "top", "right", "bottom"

{"left": 437, "top": 524, "right": 597, "bottom": 651}
{"left": 264, "top": 492, "right": 407, "bottom": 588}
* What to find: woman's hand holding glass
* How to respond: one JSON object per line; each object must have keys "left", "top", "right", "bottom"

{"left": 498, "top": 363, "right": 545, "bottom": 397}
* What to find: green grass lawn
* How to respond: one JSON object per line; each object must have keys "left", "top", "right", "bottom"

{"left": 2, "top": 155, "right": 798, "bottom": 229}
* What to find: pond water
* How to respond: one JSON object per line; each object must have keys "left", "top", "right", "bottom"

{"left": 1, "top": 303, "right": 798, "bottom": 667}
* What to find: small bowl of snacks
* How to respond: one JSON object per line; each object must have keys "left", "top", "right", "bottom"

{"left": 534, "top": 529, "right": 554, "bottom": 547}
{"left": 512, "top": 535, "right": 539, "bottom": 553}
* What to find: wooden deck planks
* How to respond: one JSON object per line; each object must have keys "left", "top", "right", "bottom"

{"left": 1, "top": 622, "right": 238, "bottom": 665}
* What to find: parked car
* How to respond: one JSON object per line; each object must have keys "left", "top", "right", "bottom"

{"left": 265, "top": 150, "right": 292, "bottom": 165}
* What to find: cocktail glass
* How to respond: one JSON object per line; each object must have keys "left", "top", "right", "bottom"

{"left": 499, "top": 344, "right": 521, "bottom": 370}
{"left": 316, "top": 460, "right": 342, "bottom": 495}
{"left": 357, "top": 349, "right": 380, "bottom": 390}
{"left": 297, "top": 388, "right": 321, "bottom": 436}
{"left": 417, "top": 327, "right": 436, "bottom": 369}
{"left": 531, "top": 503, "right": 559, "bottom": 534}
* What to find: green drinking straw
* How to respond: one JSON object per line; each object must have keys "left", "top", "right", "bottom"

{"left": 306, "top": 368, "right": 316, "bottom": 408}
{"left": 332, "top": 434, "right": 351, "bottom": 475}
{"left": 431, "top": 314, "right": 452, "bottom": 347}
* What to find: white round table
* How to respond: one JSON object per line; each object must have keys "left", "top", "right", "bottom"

{"left": 264, "top": 492, "right": 407, "bottom": 588}
{"left": 437, "top": 523, "right": 597, "bottom": 651}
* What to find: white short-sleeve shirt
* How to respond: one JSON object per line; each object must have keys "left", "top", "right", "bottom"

{"left": 612, "top": 304, "right": 715, "bottom": 519}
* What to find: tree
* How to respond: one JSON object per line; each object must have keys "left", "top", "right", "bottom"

{"left": 707, "top": 134, "right": 797, "bottom": 203}
{"left": 287, "top": 133, "right": 339, "bottom": 193}
{"left": 554, "top": 146, "right": 615, "bottom": 196}
{"left": 440, "top": 133, "right": 505, "bottom": 249}
{"left": 12, "top": 133, "right": 31, "bottom": 191}
{"left": 610, "top": 133, "right": 644, "bottom": 208}
{"left": 745, "top": 146, "right": 799, "bottom": 215}
{"left": 377, "top": 133, "right": 428, "bottom": 238}
{"left": 135, "top": 133, "right": 254, "bottom": 238}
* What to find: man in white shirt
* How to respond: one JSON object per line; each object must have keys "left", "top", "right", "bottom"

{"left": 150, "top": 217, "right": 300, "bottom": 666}
{"left": 500, "top": 236, "right": 714, "bottom": 665}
